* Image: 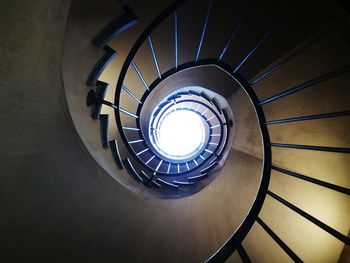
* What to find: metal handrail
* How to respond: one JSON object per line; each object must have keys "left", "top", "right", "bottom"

{"left": 87, "top": 0, "right": 350, "bottom": 261}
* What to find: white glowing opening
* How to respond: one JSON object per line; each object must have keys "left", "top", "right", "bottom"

{"left": 156, "top": 110, "right": 205, "bottom": 159}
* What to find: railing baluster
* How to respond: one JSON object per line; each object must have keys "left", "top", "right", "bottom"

{"left": 137, "top": 148, "right": 149, "bottom": 156}
{"left": 237, "top": 244, "right": 252, "bottom": 263}
{"left": 201, "top": 108, "right": 209, "bottom": 115}
{"left": 173, "top": 180, "right": 194, "bottom": 185}
{"left": 218, "top": 0, "right": 253, "bottom": 61}
{"left": 266, "top": 110, "right": 350, "bottom": 125}
{"left": 256, "top": 217, "right": 303, "bottom": 262}
{"left": 140, "top": 171, "right": 151, "bottom": 181}
{"left": 174, "top": 10, "right": 178, "bottom": 68}
{"left": 207, "top": 115, "right": 215, "bottom": 121}
{"left": 272, "top": 166, "right": 350, "bottom": 195}
{"left": 200, "top": 161, "right": 217, "bottom": 174}
{"left": 195, "top": 0, "right": 214, "bottom": 62}
{"left": 233, "top": 25, "right": 277, "bottom": 73}
{"left": 123, "top": 126, "right": 140, "bottom": 131}
{"left": 145, "top": 155, "right": 155, "bottom": 165}
{"left": 119, "top": 108, "right": 138, "bottom": 118}
{"left": 148, "top": 35, "right": 162, "bottom": 79}
{"left": 101, "top": 100, "right": 118, "bottom": 109}
{"left": 155, "top": 160, "right": 163, "bottom": 172}
{"left": 250, "top": 24, "right": 334, "bottom": 85}
{"left": 188, "top": 102, "right": 193, "bottom": 110}
{"left": 124, "top": 158, "right": 143, "bottom": 182}
{"left": 131, "top": 60, "right": 149, "bottom": 90}
{"left": 151, "top": 180, "right": 161, "bottom": 188}
{"left": 167, "top": 163, "right": 171, "bottom": 174}
{"left": 188, "top": 173, "right": 208, "bottom": 180}
{"left": 157, "top": 178, "right": 179, "bottom": 188}
{"left": 129, "top": 139, "right": 144, "bottom": 144}
{"left": 259, "top": 64, "right": 350, "bottom": 106}
{"left": 122, "top": 85, "right": 142, "bottom": 104}
{"left": 210, "top": 124, "right": 221, "bottom": 129}
{"left": 271, "top": 143, "right": 350, "bottom": 154}
{"left": 267, "top": 190, "right": 350, "bottom": 245}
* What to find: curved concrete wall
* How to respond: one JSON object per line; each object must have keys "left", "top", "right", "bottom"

{"left": 1, "top": 0, "right": 349, "bottom": 262}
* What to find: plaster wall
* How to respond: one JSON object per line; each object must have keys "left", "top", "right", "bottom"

{"left": 1, "top": 0, "right": 349, "bottom": 262}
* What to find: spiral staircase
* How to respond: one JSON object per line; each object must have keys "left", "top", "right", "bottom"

{"left": 65, "top": 0, "right": 350, "bottom": 261}
{"left": 1, "top": 0, "right": 349, "bottom": 262}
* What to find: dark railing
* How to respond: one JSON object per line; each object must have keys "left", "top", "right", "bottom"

{"left": 265, "top": 110, "right": 350, "bottom": 125}
{"left": 237, "top": 244, "right": 252, "bottom": 263}
{"left": 258, "top": 64, "right": 350, "bottom": 106}
{"left": 256, "top": 217, "right": 303, "bottom": 262}
{"left": 87, "top": 0, "right": 350, "bottom": 261}
{"left": 267, "top": 190, "right": 350, "bottom": 245}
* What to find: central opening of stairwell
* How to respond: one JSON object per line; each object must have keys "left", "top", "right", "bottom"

{"left": 151, "top": 108, "right": 205, "bottom": 161}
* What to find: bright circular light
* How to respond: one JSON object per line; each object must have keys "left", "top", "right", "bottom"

{"left": 155, "top": 110, "right": 205, "bottom": 160}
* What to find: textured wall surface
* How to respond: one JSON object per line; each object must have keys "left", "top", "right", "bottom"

{"left": 1, "top": 0, "right": 349, "bottom": 262}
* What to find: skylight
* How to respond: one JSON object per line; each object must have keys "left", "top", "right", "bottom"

{"left": 151, "top": 109, "right": 205, "bottom": 161}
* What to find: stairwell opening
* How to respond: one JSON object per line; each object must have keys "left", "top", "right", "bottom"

{"left": 150, "top": 106, "right": 206, "bottom": 161}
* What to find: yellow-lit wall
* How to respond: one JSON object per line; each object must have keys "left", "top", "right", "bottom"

{"left": 1, "top": 0, "right": 349, "bottom": 262}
